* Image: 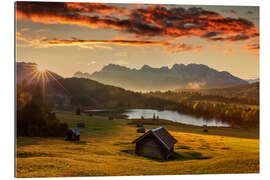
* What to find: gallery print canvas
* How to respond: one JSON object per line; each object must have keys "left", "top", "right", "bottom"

{"left": 15, "top": 1, "right": 259, "bottom": 177}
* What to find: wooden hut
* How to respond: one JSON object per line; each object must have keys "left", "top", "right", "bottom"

{"left": 137, "top": 127, "right": 145, "bottom": 133}
{"left": 203, "top": 125, "right": 208, "bottom": 132}
{"left": 77, "top": 122, "right": 85, "bottom": 128}
{"left": 132, "top": 126, "right": 177, "bottom": 160}
{"left": 65, "top": 128, "right": 80, "bottom": 141}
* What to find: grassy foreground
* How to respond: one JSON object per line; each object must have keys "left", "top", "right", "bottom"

{"left": 16, "top": 111, "right": 259, "bottom": 177}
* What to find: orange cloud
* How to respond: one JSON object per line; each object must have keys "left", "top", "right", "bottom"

{"left": 66, "top": 2, "right": 130, "bottom": 15}
{"left": 42, "top": 38, "right": 203, "bottom": 54}
{"left": 246, "top": 44, "right": 259, "bottom": 50}
{"left": 42, "top": 38, "right": 169, "bottom": 47}
{"left": 206, "top": 44, "right": 221, "bottom": 51}
{"left": 16, "top": 2, "right": 259, "bottom": 43}
{"left": 165, "top": 43, "right": 203, "bottom": 54}
{"left": 17, "top": 34, "right": 201, "bottom": 54}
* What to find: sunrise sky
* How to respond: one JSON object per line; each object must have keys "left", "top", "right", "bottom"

{"left": 15, "top": 1, "right": 259, "bottom": 79}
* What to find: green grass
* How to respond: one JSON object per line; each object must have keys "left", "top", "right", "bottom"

{"left": 55, "top": 111, "right": 125, "bottom": 136}
{"left": 130, "top": 118, "right": 259, "bottom": 139}
{"left": 16, "top": 111, "right": 259, "bottom": 177}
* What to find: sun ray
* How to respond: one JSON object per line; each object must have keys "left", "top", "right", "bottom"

{"left": 29, "top": 71, "right": 40, "bottom": 83}
{"left": 27, "top": 64, "right": 75, "bottom": 103}
{"left": 44, "top": 70, "right": 49, "bottom": 82}
{"left": 41, "top": 71, "right": 46, "bottom": 96}
{"left": 34, "top": 72, "right": 42, "bottom": 87}
{"left": 46, "top": 71, "right": 71, "bottom": 96}
{"left": 37, "top": 64, "right": 47, "bottom": 72}
{"left": 30, "top": 71, "right": 40, "bottom": 84}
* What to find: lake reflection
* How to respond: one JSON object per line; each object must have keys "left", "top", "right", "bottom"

{"left": 123, "top": 109, "right": 230, "bottom": 127}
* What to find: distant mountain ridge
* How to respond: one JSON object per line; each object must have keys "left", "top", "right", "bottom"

{"left": 245, "top": 78, "right": 259, "bottom": 84}
{"left": 46, "top": 77, "right": 178, "bottom": 109}
{"left": 74, "top": 63, "right": 248, "bottom": 91}
{"left": 16, "top": 62, "right": 177, "bottom": 109}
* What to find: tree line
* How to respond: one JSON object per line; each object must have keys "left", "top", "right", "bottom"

{"left": 146, "top": 91, "right": 259, "bottom": 128}
{"left": 147, "top": 90, "right": 258, "bottom": 105}
{"left": 17, "top": 80, "right": 69, "bottom": 137}
{"left": 47, "top": 78, "right": 259, "bottom": 128}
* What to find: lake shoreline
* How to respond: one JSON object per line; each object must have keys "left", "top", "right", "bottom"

{"left": 122, "top": 108, "right": 231, "bottom": 127}
{"left": 55, "top": 110, "right": 259, "bottom": 139}
{"left": 83, "top": 108, "right": 258, "bottom": 130}
{"left": 85, "top": 108, "right": 231, "bottom": 127}
{"left": 126, "top": 118, "right": 259, "bottom": 139}
{"left": 126, "top": 117, "right": 236, "bottom": 130}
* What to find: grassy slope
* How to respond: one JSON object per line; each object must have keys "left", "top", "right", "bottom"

{"left": 16, "top": 111, "right": 259, "bottom": 177}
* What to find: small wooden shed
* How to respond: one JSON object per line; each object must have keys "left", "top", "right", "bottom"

{"left": 137, "top": 127, "right": 146, "bottom": 133}
{"left": 65, "top": 128, "right": 80, "bottom": 141}
{"left": 132, "top": 126, "right": 177, "bottom": 160}
{"left": 77, "top": 122, "right": 85, "bottom": 128}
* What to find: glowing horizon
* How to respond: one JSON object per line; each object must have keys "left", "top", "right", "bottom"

{"left": 16, "top": 2, "right": 259, "bottom": 79}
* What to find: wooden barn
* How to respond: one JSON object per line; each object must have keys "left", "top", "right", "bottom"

{"left": 77, "top": 122, "right": 85, "bottom": 128}
{"left": 137, "top": 127, "right": 145, "bottom": 133}
{"left": 132, "top": 126, "right": 177, "bottom": 160}
{"left": 65, "top": 128, "right": 80, "bottom": 141}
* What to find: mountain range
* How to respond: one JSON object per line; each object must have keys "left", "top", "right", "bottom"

{"left": 16, "top": 62, "right": 258, "bottom": 109}
{"left": 45, "top": 77, "right": 176, "bottom": 109}
{"left": 74, "top": 63, "right": 248, "bottom": 91}
{"left": 16, "top": 62, "right": 176, "bottom": 109}
{"left": 245, "top": 78, "right": 259, "bottom": 84}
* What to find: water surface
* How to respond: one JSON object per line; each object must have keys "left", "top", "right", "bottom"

{"left": 123, "top": 109, "right": 230, "bottom": 127}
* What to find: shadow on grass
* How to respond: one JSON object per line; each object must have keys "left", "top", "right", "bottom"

{"left": 16, "top": 137, "right": 41, "bottom": 147}
{"left": 121, "top": 150, "right": 211, "bottom": 162}
{"left": 17, "top": 152, "right": 55, "bottom": 158}
{"left": 113, "top": 142, "right": 130, "bottom": 146}
{"left": 176, "top": 145, "right": 191, "bottom": 149}
{"left": 221, "top": 147, "right": 230, "bottom": 150}
{"left": 170, "top": 151, "right": 211, "bottom": 161}
{"left": 72, "top": 141, "right": 87, "bottom": 145}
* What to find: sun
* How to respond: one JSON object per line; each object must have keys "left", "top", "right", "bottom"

{"left": 37, "top": 64, "right": 47, "bottom": 72}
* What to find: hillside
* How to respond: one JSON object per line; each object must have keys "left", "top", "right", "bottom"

{"left": 74, "top": 63, "right": 248, "bottom": 91}
{"left": 150, "top": 82, "right": 259, "bottom": 106}
{"left": 46, "top": 77, "right": 177, "bottom": 110}
{"left": 16, "top": 111, "right": 259, "bottom": 177}
{"left": 245, "top": 78, "right": 259, "bottom": 84}
{"left": 16, "top": 62, "right": 63, "bottom": 84}
{"left": 198, "top": 82, "right": 259, "bottom": 102}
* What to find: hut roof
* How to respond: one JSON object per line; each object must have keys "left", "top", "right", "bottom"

{"left": 71, "top": 128, "right": 80, "bottom": 136}
{"left": 132, "top": 126, "right": 177, "bottom": 150}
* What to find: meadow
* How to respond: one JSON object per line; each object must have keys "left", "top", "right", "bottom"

{"left": 16, "top": 111, "right": 259, "bottom": 177}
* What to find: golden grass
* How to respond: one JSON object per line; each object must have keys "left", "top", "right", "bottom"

{"left": 16, "top": 111, "right": 259, "bottom": 177}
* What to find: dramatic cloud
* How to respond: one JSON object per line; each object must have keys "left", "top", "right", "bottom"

{"left": 206, "top": 44, "right": 221, "bottom": 51}
{"left": 246, "top": 44, "right": 259, "bottom": 50}
{"left": 202, "top": 31, "right": 221, "bottom": 38}
{"left": 16, "top": 33, "right": 202, "bottom": 54}
{"left": 16, "top": 2, "right": 259, "bottom": 42}
{"left": 65, "top": 2, "right": 130, "bottom": 15}
{"left": 41, "top": 38, "right": 170, "bottom": 46}
{"left": 165, "top": 43, "right": 202, "bottom": 54}
{"left": 41, "top": 38, "right": 202, "bottom": 54}
{"left": 210, "top": 34, "right": 251, "bottom": 42}
{"left": 16, "top": 31, "right": 45, "bottom": 47}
